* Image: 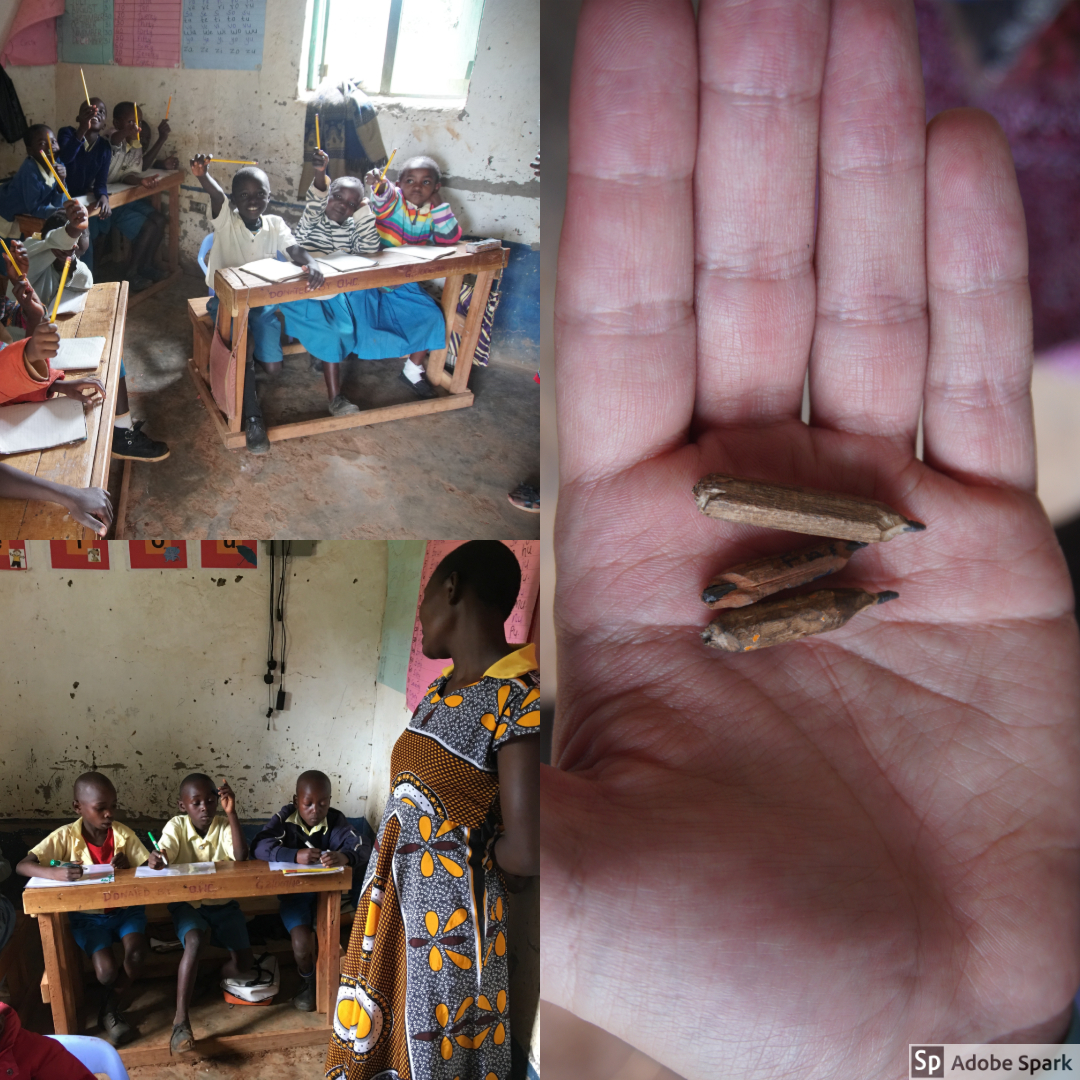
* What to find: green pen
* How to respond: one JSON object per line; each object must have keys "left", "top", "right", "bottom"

{"left": 48, "top": 860, "right": 81, "bottom": 868}
{"left": 147, "top": 831, "right": 168, "bottom": 866}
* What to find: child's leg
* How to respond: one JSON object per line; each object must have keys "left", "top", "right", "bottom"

{"left": 111, "top": 363, "right": 169, "bottom": 461}
{"left": 290, "top": 924, "right": 317, "bottom": 973}
{"left": 220, "top": 946, "right": 255, "bottom": 981}
{"left": 175, "top": 927, "right": 204, "bottom": 1025}
{"left": 128, "top": 210, "right": 166, "bottom": 277}
{"left": 120, "top": 929, "right": 149, "bottom": 983}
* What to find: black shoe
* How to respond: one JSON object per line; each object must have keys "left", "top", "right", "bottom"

{"left": 398, "top": 371, "right": 435, "bottom": 399}
{"left": 329, "top": 393, "right": 360, "bottom": 417}
{"left": 99, "top": 996, "right": 133, "bottom": 1046}
{"left": 293, "top": 970, "right": 316, "bottom": 1012}
{"left": 112, "top": 420, "right": 170, "bottom": 462}
{"left": 245, "top": 415, "right": 270, "bottom": 454}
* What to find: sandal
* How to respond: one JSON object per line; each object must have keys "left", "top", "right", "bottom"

{"left": 170, "top": 1020, "right": 195, "bottom": 1055}
{"left": 507, "top": 483, "right": 540, "bottom": 513}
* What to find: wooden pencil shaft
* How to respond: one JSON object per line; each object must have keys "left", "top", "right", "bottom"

{"left": 702, "top": 588, "right": 897, "bottom": 652}
{"left": 42, "top": 155, "right": 70, "bottom": 200}
{"left": 166, "top": 95, "right": 172, "bottom": 119}
{"left": 694, "top": 474, "right": 925, "bottom": 543}
{"left": 703, "top": 540, "right": 867, "bottom": 609}
{"left": 134, "top": 101, "right": 139, "bottom": 131}
{"left": 212, "top": 159, "right": 258, "bottom": 165}
{"left": 315, "top": 113, "right": 320, "bottom": 148}
{"left": 80, "top": 69, "right": 90, "bottom": 107}
{"left": 51, "top": 258, "right": 71, "bottom": 322}
{"left": 378, "top": 147, "right": 398, "bottom": 183}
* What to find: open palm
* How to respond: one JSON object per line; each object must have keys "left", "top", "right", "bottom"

{"left": 543, "top": 2, "right": 1080, "bottom": 1079}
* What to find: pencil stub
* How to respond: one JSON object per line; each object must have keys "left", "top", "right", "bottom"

{"left": 693, "top": 474, "right": 925, "bottom": 543}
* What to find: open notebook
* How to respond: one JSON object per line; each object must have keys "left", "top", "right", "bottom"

{"left": 315, "top": 251, "right": 377, "bottom": 274}
{"left": 0, "top": 397, "right": 87, "bottom": 454}
{"left": 240, "top": 258, "right": 307, "bottom": 283}
{"left": 25, "top": 863, "right": 114, "bottom": 887}
{"left": 379, "top": 245, "right": 457, "bottom": 262}
{"left": 53, "top": 336, "right": 105, "bottom": 371}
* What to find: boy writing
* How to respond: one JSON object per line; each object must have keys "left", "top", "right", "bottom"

{"left": 189, "top": 155, "right": 325, "bottom": 453}
{"left": 0, "top": 125, "right": 66, "bottom": 236}
{"left": 362, "top": 154, "right": 462, "bottom": 398}
{"left": 15, "top": 772, "right": 149, "bottom": 1046}
{"left": 251, "top": 770, "right": 369, "bottom": 1010}
{"left": 149, "top": 774, "right": 267, "bottom": 1055}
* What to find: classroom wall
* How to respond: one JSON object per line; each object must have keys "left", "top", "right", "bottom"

{"left": 0, "top": 540, "right": 387, "bottom": 821}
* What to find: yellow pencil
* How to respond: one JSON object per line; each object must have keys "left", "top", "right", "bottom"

{"left": 47, "top": 143, "right": 55, "bottom": 165}
{"left": 0, "top": 237, "right": 22, "bottom": 279}
{"left": 42, "top": 155, "right": 71, "bottom": 200}
{"left": 315, "top": 113, "right": 320, "bottom": 149}
{"left": 134, "top": 100, "right": 139, "bottom": 133}
{"left": 51, "top": 258, "right": 72, "bottom": 322}
{"left": 166, "top": 95, "right": 172, "bottom": 119}
{"left": 378, "top": 147, "right": 398, "bottom": 184}
{"left": 80, "top": 68, "right": 91, "bottom": 107}
{"left": 212, "top": 159, "right": 258, "bottom": 165}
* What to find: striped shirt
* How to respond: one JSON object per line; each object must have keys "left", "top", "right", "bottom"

{"left": 370, "top": 183, "right": 461, "bottom": 247}
{"left": 295, "top": 187, "right": 379, "bottom": 255}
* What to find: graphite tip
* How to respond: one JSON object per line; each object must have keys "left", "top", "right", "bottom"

{"left": 875, "top": 590, "right": 900, "bottom": 604}
{"left": 702, "top": 580, "right": 737, "bottom": 604}
{"left": 903, "top": 520, "right": 926, "bottom": 532}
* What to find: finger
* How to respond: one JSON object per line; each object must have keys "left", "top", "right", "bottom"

{"left": 922, "top": 108, "right": 1034, "bottom": 489}
{"left": 809, "top": 0, "right": 927, "bottom": 442}
{"left": 693, "top": 0, "right": 829, "bottom": 427}
{"left": 556, "top": 0, "right": 698, "bottom": 484}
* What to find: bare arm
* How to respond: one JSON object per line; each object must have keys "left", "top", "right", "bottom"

{"left": 286, "top": 244, "right": 325, "bottom": 290}
{"left": 495, "top": 737, "right": 540, "bottom": 886}
{"left": 190, "top": 155, "right": 226, "bottom": 218}
{"left": 15, "top": 851, "right": 83, "bottom": 882}
{"left": 218, "top": 781, "right": 249, "bottom": 861}
{"left": 0, "top": 463, "right": 112, "bottom": 535}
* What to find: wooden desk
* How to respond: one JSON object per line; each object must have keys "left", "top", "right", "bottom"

{"left": 0, "top": 281, "right": 127, "bottom": 538}
{"left": 16, "top": 169, "right": 185, "bottom": 308}
{"left": 22, "top": 860, "right": 351, "bottom": 1065}
{"left": 189, "top": 243, "right": 509, "bottom": 449}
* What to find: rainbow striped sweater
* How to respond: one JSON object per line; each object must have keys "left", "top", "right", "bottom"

{"left": 370, "top": 183, "right": 462, "bottom": 247}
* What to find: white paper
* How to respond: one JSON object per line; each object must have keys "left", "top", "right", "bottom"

{"left": 25, "top": 863, "right": 114, "bottom": 888}
{"left": 135, "top": 861, "right": 216, "bottom": 878}
{"left": 240, "top": 258, "right": 307, "bottom": 283}
{"left": 268, "top": 860, "right": 344, "bottom": 875}
{"left": 315, "top": 251, "right": 377, "bottom": 273}
{"left": 379, "top": 245, "right": 456, "bottom": 262}
{"left": 0, "top": 397, "right": 87, "bottom": 454}
{"left": 55, "top": 288, "right": 89, "bottom": 316}
{"left": 54, "top": 336, "right": 105, "bottom": 371}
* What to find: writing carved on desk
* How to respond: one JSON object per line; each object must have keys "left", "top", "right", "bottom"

{"left": 101, "top": 886, "right": 152, "bottom": 902}
{"left": 184, "top": 882, "right": 220, "bottom": 895}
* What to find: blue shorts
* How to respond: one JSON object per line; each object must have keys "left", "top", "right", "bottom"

{"left": 69, "top": 907, "right": 147, "bottom": 956}
{"left": 169, "top": 900, "right": 249, "bottom": 952}
{"left": 278, "top": 892, "right": 317, "bottom": 933}
{"left": 89, "top": 198, "right": 156, "bottom": 242}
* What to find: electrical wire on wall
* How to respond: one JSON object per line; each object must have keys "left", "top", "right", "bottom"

{"left": 264, "top": 542, "right": 292, "bottom": 728}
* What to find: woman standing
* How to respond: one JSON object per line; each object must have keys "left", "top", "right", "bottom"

{"left": 325, "top": 541, "right": 539, "bottom": 1080}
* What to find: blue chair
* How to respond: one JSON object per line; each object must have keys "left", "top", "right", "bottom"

{"left": 45, "top": 1034, "right": 130, "bottom": 1079}
{"left": 197, "top": 232, "right": 214, "bottom": 296}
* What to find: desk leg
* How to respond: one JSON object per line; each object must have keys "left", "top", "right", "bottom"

{"left": 316, "top": 889, "right": 341, "bottom": 1022}
{"left": 39, "top": 913, "right": 78, "bottom": 1034}
{"left": 426, "top": 273, "right": 462, "bottom": 390}
{"left": 167, "top": 185, "right": 179, "bottom": 274}
{"left": 449, "top": 269, "right": 495, "bottom": 395}
{"left": 231, "top": 302, "right": 249, "bottom": 433}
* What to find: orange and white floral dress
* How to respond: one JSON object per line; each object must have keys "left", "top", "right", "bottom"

{"left": 325, "top": 644, "right": 539, "bottom": 1080}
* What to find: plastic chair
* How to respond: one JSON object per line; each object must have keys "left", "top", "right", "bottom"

{"left": 45, "top": 1034, "right": 130, "bottom": 1080}
{"left": 197, "top": 232, "right": 214, "bottom": 296}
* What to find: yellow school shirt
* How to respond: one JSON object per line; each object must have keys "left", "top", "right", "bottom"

{"left": 285, "top": 810, "right": 328, "bottom": 837}
{"left": 158, "top": 813, "right": 236, "bottom": 908}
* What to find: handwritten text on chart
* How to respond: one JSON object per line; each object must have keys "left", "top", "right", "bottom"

{"left": 181, "top": 0, "right": 266, "bottom": 70}
{"left": 114, "top": 0, "right": 182, "bottom": 67}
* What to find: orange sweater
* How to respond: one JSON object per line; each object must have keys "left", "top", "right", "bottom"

{"left": 0, "top": 338, "right": 63, "bottom": 405}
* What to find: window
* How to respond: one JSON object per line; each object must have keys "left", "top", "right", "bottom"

{"left": 306, "top": 0, "right": 486, "bottom": 99}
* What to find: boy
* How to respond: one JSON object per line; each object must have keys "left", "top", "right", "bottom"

{"left": 190, "top": 155, "right": 326, "bottom": 453}
{"left": 363, "top": 154, "right": 461, "bottom": 398}
{"left": 0, "top": 125, "right": 66, "bottom": 237}
{"left": 288, "top": 146, "right": 378, "bottom": 416}
{"left": 15, "top": 772, "right": 150, "bottom": 1046}
{"left": 251, "top": 770, "right": 369, "bottom": 1010}
{"left": 56, "top": 98, "right": 111, "bottom": 270}
{"left": 149, "top": 774, "right": 267, "bottom": 1055}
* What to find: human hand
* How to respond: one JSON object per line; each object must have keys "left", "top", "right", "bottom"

{"left": 146, "top": 851, "right": 167, "bottom": 870}
{"left": 76, "top": 101, "right": 96, "bottom": 132}
{"left": 25, "top": 319, "right": 59, "bottom": 364}
{"left": 302, "top": 264, "right": 325, "bottom": 291}
{"left": 157, "top": 118, "right": 171, "bottom": 139}
{"left": 12, "top": 277, "right": 44, "bottom": 330}
{"left": 54, "top": 378, "right": 105, "bottom": 406}
{"left": 313, "top": 148, "right": 330, "bottom": 173}
{"left": 139, "top": 174, "right": 160, "bottom": 190}
{"left": 190, "top": 154, "right": 211, "bottom": 177}
{"left": 545, "top": 3, "right": 1080, "bottom": 1079}
{"left": 65, "top": 199, "right": 88, "bottom": 231}
{"left": 53, "top": 160, "right": 66, "bottom": 183}
{"left": 49, "top": 863, "right": 83, "bottom": 882}
{"left": 111, "top": 852, "right": 129, "bottom": 870}
{"left": 97, "top": 193, "right": 111, "bottom": 220}
{"left": 163, "top": 155, "right": 179, "bottom": 170}
{"left": 320, "top": 850, "right": 348, "bottom": 868}
{"left": 3, "top": 240, "right": 28, "bottom": 281}
{"left": 217, "top": 780, "right": 236, "bottom": 816}
{"left": 62, "top": 485, "right": 113, "bottom": 535}
{"left": 363, "top": 169, "right": 386, "bottom": 194}
{"left": 295, "top": 848, "right": 319, "bottom": 865}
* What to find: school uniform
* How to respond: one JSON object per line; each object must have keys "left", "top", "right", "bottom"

{"left": 28, "top": 820, "right": 148, "bottom": 956}
{"left": 0, "top": 158, "right": 65, "bottom": 238}
{"left": 251, "top": 806, "right": 369, "bottom": 931}
{"left": 0, "top": 338, "right": 62, "bottom": 405}
{"left": 20, "top": 227, "right": 93, "bottom": 311}
{"left": 97, "top": 139, "right": 155, "bottom": 241}
{"left": 157, "top": 813, "right": 250, "bottom": 951}
{"left": 56, "top": 129, "right": 110, "bottom": 203}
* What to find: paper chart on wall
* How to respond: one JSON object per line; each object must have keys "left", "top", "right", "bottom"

{"left": 113, "top": 0, "right": 182, "bottom": 67}
{"left": 404, "top": 540, "right": 539, "bottom": 712}
{"left": 58, "top": 0, "right": 113, "bottom": 65}
{"left": 181, "top": 0, "right": 265, "bottom": 71}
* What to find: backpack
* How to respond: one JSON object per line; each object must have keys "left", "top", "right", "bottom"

{"left": 0, "top": 63, "right": 28, "bottom": 144}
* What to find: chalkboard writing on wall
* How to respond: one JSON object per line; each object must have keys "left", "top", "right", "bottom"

{"left": 58, "top": 0, "right": 114, "bottom": 65}
{"left": 181, "top": 0, "right": 265, "bottom": 71}
{"left": 114, "top": 0, "right": 182, "bottom": 67}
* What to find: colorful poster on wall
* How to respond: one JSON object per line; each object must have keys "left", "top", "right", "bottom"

{"left": 114, "top": 0, "right": 182, "bottom": 67}
{"left": 181, "top": 0, "right": 265, "bottom": 71}
{"left": 58, "top": 0, "right": 114, "bottom": 65}
{"left": 0, "top": 542, "right": 29, "bottom": 570}
{"left": 200, "top": 540, "right": 258, "bottom": 569}
{"left": 128, "top": 540, "right": 188, "bottom": 568}
{"left": 404, "top": 540, "right": 540, "bottom": 712}
{"left": 50, "top": 538, "right": 110, "bottom": 569}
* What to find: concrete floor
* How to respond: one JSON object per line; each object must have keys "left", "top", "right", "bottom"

{"left": 113, "top": 273, "right": 540, "bottom": 539}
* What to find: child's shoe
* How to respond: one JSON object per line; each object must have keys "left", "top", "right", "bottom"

{"left": 99, "top": 992, "right": 132, "bottom": 1046}
{"left": 170, "top": 1020, "right": 195, "bottom": 1055}
{"left": 112, "top": 420, "right": 170, "bottom": 462}
{"left": 329, "top": 393, "right": 360, "bottom": 417}
{"left": 293, "top": 968, "right": 316, "bottom": 1011}
{"left": 398, "top": 370, "right": 434, "bottom": 399}
{"left": 245, "top": 415, "right": 270, "bottom": 454}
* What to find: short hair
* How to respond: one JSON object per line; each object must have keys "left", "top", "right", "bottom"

{"left": 232, "top": 166, "right": 269, "bottom": 195}
{"left": 431, "top": 541, "right": 521, "bottom": 620}
{"left": 113, "top": 101, "right": 135, "bottom": 123}
{"left": 23, "top": 124, "right": 50, "bottom": 155}
{"left": 74, "top": 771, "right": 115, "bottom": 801}
{"left": 329, "top": 175, "right": 363, "bottom": 198}
{"left": 398, "top": 155, "right": 441, "bottom": 184}
{"left": 297, "top": 770, "right": 331, "bottom": 795}
{"left": 41, "top": 210, "right": 67, "bottom": 235}
{"left": 179, "top": 772, "right": 215, "bottom": 795}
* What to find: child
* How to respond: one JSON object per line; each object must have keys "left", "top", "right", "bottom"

{"left": 0, "top": 462, "right": 112, "bottom": 534}
{"left": 56, "top": 98, "right": 111, "bottom": 270}
{"left": 190, "top": 156, "right": 326, "bottom": 453}
{"left": 251, "top": 770, "right": 369, "bottom": 1011}
{"left": 288, "top": 147, "right": 379, "bottom": 416}
{"left": 0, "top": 1002, "right": 96, "bottom": 1079}
{"left": 363, "top": 154, "right": 462, "bottom": 398}
{"left": 0, "top": 125, "right": 67, "bottom": 237}
{"left": 95, "top": 102, "right": 169, "bottom": 291}
{"left": 15, "top": 772, "right": 150, "bottom": 1046}
{"left": 149, "top": 774, "right": 268, "bottom": 1055}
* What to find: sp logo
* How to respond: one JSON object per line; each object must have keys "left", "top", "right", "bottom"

{"left": 911, "top": 1046, "right": 945, "bottom": 1078}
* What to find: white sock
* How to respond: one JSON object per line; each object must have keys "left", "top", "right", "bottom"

{"left": 113, "top": 412, "right": 132, "bottom": 430}
{"left": 401, "top": 359, "right": 424, "bottom": 384}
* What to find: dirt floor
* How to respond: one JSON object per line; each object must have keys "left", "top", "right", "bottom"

{"left": 126, "top": 1045, "right": 326, "bottom": 1079}
{"left": 111, "top": 272, "right": 540, "bottom": 539}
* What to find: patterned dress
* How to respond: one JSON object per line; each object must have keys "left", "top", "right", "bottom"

{"left": 325, "top": 645, "right": 540, "bottom": 1080}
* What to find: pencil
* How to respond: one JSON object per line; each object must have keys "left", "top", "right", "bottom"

{"left": 702, "top": 539, "right": 869, "bottom": 608}
{"left": 0, "top": 237, "right": 23, "bottom": 279}
{"left": 693, "top": 474, "right": 926, "bottom": 544}
{"left": 315, "top": 112, "right": 320, "bottom": 149}
{"left": 377, "top": 147, "right": 398, "bottom": 184}
{"left": 48, "top": 860, "right": 82, "bottom": 868}
{"left": 41, "top": 155, "right": 71, "bottom": 200}
{"left": 211, "top": 158, "right": 259, "bottom": 165}
{"left": 702, "top": 588, "right": 899, "bottom": 652}
{"left": 134, "top": 100, "right": 139, "bottom": 134}
{"left": 80, "top": 68, "right": 90, "bottom": 107}
{"left": 166, "top": 95, "right": 172, "bottom": 120}
{"left": 51, "top": 258, "right": 71, "bottom": 322}
{"left": 148, "top": 830, "right": 168, "bottom": 866}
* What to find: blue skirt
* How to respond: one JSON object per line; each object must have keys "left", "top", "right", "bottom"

{"left": 346, "top": 281, "right": 446, "bottom": 359}
{"left": 279, "top": 295, "right": 353, "bottom": 364}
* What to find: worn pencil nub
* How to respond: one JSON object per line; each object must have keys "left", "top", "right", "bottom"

{"left": 701, "top": 588, "right": 897, "bottom": 652}
{"left": 693, "top": 474, "right": 924, "bottom": 543}
{"left": 702, "top": 539, "right": 867, "bottom": 609}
